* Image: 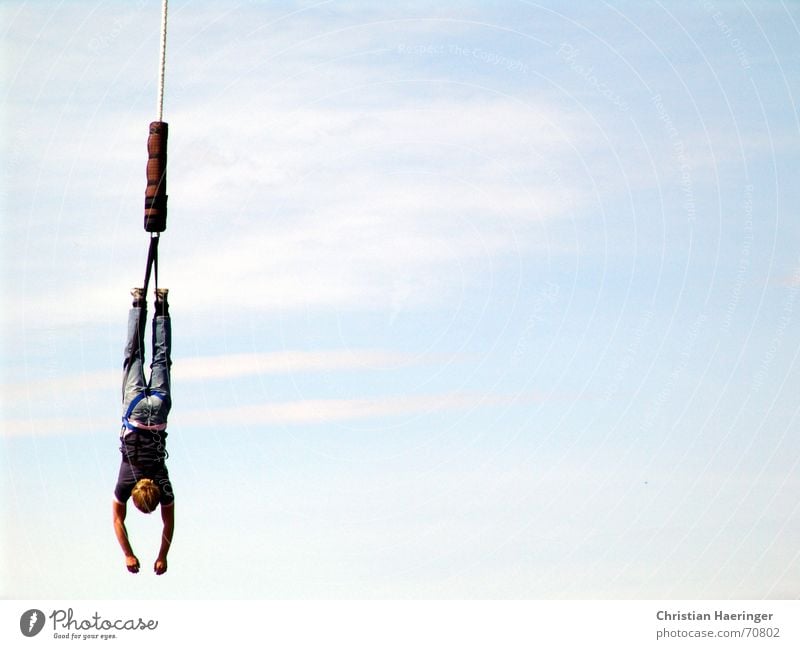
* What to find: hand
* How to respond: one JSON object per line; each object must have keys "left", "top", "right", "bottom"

{"left": 154, "top": 558, "right": 168, "bottom": 575}
{"left": 125, "top": 555, "right": 140, "bottom": 574}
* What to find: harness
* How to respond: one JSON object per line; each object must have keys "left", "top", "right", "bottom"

{"left": 121, "top": 389, "right": 171, "bottom": 465}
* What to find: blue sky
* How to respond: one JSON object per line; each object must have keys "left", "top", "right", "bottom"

{"left": 2, "top": 0, "right": 799, "bottom": 599}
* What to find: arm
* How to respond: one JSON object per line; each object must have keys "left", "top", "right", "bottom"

{"left": 112, "top": 500, "right": 140, "bottom": 573}
{"left": 154, "top": 502, "right": 174, "bottom": 575}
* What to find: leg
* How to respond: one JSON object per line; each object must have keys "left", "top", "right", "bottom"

{"left": 147, "top": 312, "right": 172, "bottom": 424}
{"left": 150, "top": 313, "right": 172, "bottom": 396}
{"left": 122, "top": 305, "right": 148, "bottom": 412}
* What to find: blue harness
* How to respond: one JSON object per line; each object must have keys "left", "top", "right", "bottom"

{"left": 121, "top": 389, "right": 170, "bottom": 464}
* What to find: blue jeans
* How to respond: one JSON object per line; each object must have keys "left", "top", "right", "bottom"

{"left": 122, "top": 308, "right": 172, "bottom": 426}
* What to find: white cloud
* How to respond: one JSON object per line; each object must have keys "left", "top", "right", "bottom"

{"left": 180, "top": 390, "right": 522, "bottom": 426}
{"left": 6, "top": 0, "right": 740, "bottom": 331}
{"left": 178, "top": 348, "right": 440, "bottom": 378}
{"left": 10, "top": 91, "right": 586, "bottom": 327}
{"left": 1, "top": 388, "right": 530, "bottom": 437}
{"left": 3, "top": 3, "right": 640, "bottom": 330}
{"left": 2, "top": 370, "right": 119, "bottom": 402}
{"left": 1, "top": 415, "right": 102, "bottom": 438}
{"left": 1, "top": 348, "right": 443, "bottom": 402}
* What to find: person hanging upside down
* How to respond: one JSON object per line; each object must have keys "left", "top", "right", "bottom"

{"left": 112, "top": 287, "right": 175, "bottom": 575}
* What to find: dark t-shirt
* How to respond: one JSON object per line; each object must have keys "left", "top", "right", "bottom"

{"left": 119, "top": 428, "right": 168, "bottom": 466}
{"left": 114, "top": 459, "right": 174, "bottom": 506}
{"left": 114, "top": 430, "right": 174, "bottom": 506}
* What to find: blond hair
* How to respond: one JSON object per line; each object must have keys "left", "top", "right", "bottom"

{"left": 131, "top": 478, "right": 161, "bottom": 513}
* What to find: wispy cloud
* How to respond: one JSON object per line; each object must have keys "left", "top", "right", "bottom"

{"left": 11, "top": 1, "right": 740, "bottom": 332}
{"left": 2, "top": 388, "right": 536, "bottom": 437}
{"left": 179, "top": 390, "right": 524, "bottom": 426}
{"left": 2, "top": 349, "right": 447, "bottom": 402}
{"left": 180, "top": 348, "right": 444, "bottom": 378}
{"left": 1, "top": 415, "right": 103, "bottom": 438}
{"left": 11, "top": 93, "right": 586, "bottom": 326}
{"left": 5, "top": 1, "right": 597, "bottom": 328}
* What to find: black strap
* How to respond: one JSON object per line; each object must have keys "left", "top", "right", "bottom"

{"left": 142, "top": 234, "right": 160, "bottom": 297}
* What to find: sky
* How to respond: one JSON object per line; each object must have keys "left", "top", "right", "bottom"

{"left": 1, "top": 0, "right": 799, "bottom": 600}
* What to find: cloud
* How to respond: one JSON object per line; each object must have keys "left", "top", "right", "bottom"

{"left": 1, "top": 388, "right": 535, "bottom": 437}
{"left": 780, "top": 267, "right": 800, "bottom": 287}
{"left": 9, "top": 86, "right": 588, "bottom": 328}
{"left": 1, "top": 348, "right": 474, "bottom": 439}
{"left": 180, "top": 390, "right": 534, "bottom": 426}
{"left": 1, "top": 349, "right": 444, "bottom": 401}
{"left": 6, "top": 0, "right": 740, "bottom": 332}
{"left": 2, "top": 370, "right": 119, "bottom": 403}
{"left": 1, "top": 415, "right": 103, "bottom": 438}
{"left": 5, "top": 3, "right": 605, "bottom": 332}
{"left": 178, "top": 348, "right": 442, "bottom": 378}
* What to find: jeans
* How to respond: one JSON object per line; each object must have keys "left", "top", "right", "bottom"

{"left": 121, "top": 307, "right": 172, "bottom": 426}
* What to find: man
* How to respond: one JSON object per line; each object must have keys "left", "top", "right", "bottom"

{"left": 112, "top": 287, "right": 175, "bottom": 575}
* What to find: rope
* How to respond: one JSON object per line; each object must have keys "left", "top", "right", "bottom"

{"left": 142, "top": 234, "right": 160, "bottom": 298}
{"left": 145, "top": 2, "right": 167, "bottom": 285}
{"left": 156, "top": 0, "right": 169, "bottom": 122}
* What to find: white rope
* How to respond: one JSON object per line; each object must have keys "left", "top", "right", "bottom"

{"left": 156, "top": 0, "right": 168, "bottom": 122}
